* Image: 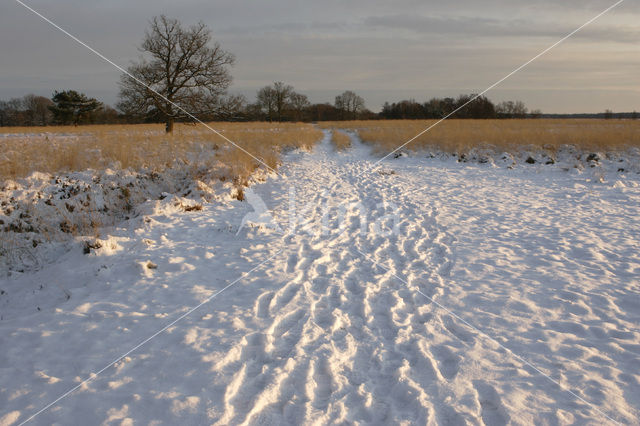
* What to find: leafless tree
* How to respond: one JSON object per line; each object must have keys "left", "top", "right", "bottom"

{"left": 288, "top": 92, "right": 310, "bottom": 122}
{"left": 256, "top": 82, "right": 296, "bottom": 122}
{"left": 272, "top": 82, "right": 294, "bottom": 122}
{"left": 496, "top": 100, "right": 528, "bottom": 118}
{"left": 256, "top": 86, "right": 277, "bottom": 122}
{"left": 529, "top": 109, "right": 543, "bottom": 119}
{"left": 2, "top": 98, "right": 25, "bottom": 126}
{"left": 335, "top": 90, "right": 365, "bottom": 120}
{"left": 118, "top": 15, "right": 235, "bottom": 132}
{"left": 23, "top": 94, "right": 53, "bottom": 126}
{"left": 0, "top": 100, "right": 9, "bottom": 126}
{"left": 212, "top": 94, "right": 248, "bottom": 121}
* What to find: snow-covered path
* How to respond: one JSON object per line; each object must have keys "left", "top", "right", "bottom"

{"left": 1, "top": 131, "right": 639, "bottom": 425}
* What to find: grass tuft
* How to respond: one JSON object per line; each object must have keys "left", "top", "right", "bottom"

{"left": 331, "top": 130, "right": 351, "bottom": 151}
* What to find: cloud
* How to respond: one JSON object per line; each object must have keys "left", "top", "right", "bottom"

{"left": 363, "top": 14, "right": 640, "bottom": 43}
{"left": 1, "top": 0, "right": 638, "bottom": 113}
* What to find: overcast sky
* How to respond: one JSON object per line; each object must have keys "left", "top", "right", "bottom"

{"left": 1, "top": 0, "right": 638, "bottom": 113}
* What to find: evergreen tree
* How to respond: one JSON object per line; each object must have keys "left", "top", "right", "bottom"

{"left": 49, "top": 90, "right": 102, "bottom": 125}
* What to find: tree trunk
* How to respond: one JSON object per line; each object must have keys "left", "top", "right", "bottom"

{"left": 165, "top": 117, "right": 174, "bottom": 133}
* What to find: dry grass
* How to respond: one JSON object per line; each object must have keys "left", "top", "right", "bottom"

{"left": 331, "top": 130, "right": 351, "bottom": 151}
{"left": 0, "top": 122, "right": 323, "bottom": 182}
{"left": 319, "top": 119, "right": 640, "bottom": 155}
{"left": 0, "top": 122, "right": 322, "bottom": 264}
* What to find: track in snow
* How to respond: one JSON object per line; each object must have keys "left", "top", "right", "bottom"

{"left": 1, "top": 130, "right": 639, "bottom": 425}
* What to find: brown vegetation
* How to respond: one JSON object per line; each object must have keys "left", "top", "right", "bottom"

{"left": 0, "top": 122, "right": 323, "bottom": 182}
{"left": 330, "top": 130, "right": 351, "bottom": 151}
{"left": 0, "top": 122, "right": 322, "bottom": 260}
{"left": 319, "top": 119, "right": 640, "bottom": 155}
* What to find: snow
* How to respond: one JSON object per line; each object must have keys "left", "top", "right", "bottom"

{"left": 0, "top": 161, "right": 249, "bottom": 273}
{"left": 1, "top": 130, "right": 640, "bottom": 425}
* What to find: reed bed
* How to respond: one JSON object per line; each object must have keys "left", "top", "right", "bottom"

{"left": 319, "top": 119, "right": 640, "bottom": 155}
{"left": 330, "top": 130, "right": 351, "bottom": 151}
{"left": 0, "top": 122, "right": 323, "bottom": 182}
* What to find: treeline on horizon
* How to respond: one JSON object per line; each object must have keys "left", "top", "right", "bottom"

{"left": 1, "top": 89, "right": 636, "bottom": 127}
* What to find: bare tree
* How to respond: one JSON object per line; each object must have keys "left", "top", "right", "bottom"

{"left": 211, "top": 94, "right": 248, "bottom": 121}
{"left": 256, "top": 82, "right": 297, "bottom": 122}
{"left": 496, "top": 100, "right": 528, "bottom": 118}
{"left": 529, "top": 109, "right": 543, "bottom": 119}
{"left": 288, "top": 92, "right": 310, "bottom": 122}
{"left": 23, "top": 94, "right": 53, "bottom": 126}
{"left": 0, "top": 100, "right": 8, "bottom": 127}
{"left": 256, "top": 86, "right": 277, "bottom": 122}
{"left": 335, "top": 90, "right": 365, "bottom": 120}
{"left": 272, "top": 82, "right": 294, "bottom": 122}
{"left": 512, "top": 100, "right": 528, "bottom": 118}
{"left": 118, "top": 15, "right": 235, "bottom": 132}
{"left": 0, "top": 98, "right": 24, "bottom": 126}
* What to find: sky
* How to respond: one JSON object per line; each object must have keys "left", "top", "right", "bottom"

{"left": 0, "top": 0, "right": 638, "bottom": 113}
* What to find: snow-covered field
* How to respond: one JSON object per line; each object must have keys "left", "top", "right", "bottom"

{"left": 1, "top": 131, "right": 639, "bottom": 425}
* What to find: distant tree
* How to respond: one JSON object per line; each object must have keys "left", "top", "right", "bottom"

{"left": 529, "top": 109, "right": 543, "bottom": 119}
{"left": 357, "top": 108, "right": 378, "bottom": 120}
{"left": 380, "top": 94, "right": 500, "bottom": 120}
{"left": 306, "top": 103, "right": 341, "bottom": 121}
{"left": 49, "top": 90, "right": 102, "bottom": 125}
{"left": 632, "top": 110, "right": 638, "bottom": 120}
{"left": 118, "top": 15, "right": 235, "bottom": 132}
{"left": 380, "top": 99, "right": 429, "bottom": 119}
{"left": 381, "top": 102, "right": 392, "bottom": 117}
{"left": 256, "top": 86, "right": 277, "bottom": 122}
{"left": 244, "top": 102, "right": 265, "bottom": 121}
{"left": 604, "top": 109, "right": 613, "bottom": 119}
{"left": 23, "top": 94, "right": 53, "bottom": 126}
{"left": 423, "top": 98, "right": 443, "bottom": 118}
{"left": 0, "top": 98, "right": 25, "bottom": 126}
{"left": 496, "top": 101, "right": 510, "bottom": 117}
{"left": 94, "top": 105, "right": 121, "bottom": 124}
{"left": 256, "top": 82, "right": 305, "bottom": 122}
{"left": 440, "top": 97, "right": 456, "bottom": 117}
{"left": 496, "top": 100, "right": 528, "bottom": 118}
{"left": 10, "top": 98, "right": 27, "bottom": 125}
{"left": 512, "top": 100, "right": 528, "bottom": 118}
{"left": 0, "top": 100, "right": 8, "bottom": 126}
{"left": 211, "top": 94, "right": 248, "bottom": 121}
{"left": 288, "top": 92, "right": 310, "bottom": 122}
{"left": 272, "top": 81, "right": 294, "bottom": 122}
{"left": 454, "top": 94, "right": 495, "bottom": 119}
{"left": 335, "top": 90, "right": 365, "bottom": 120}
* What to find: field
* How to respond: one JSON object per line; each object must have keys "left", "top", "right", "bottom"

{"left": 0, "top": 122, "right": 323, "bottom": 183}
{"left": 2, "top": 118, "right": 639, "bottom": 249}
{"left": 0, "top": 122, "right": 323, "bottom": 255}
{"left": 3, "top": 120, "right": 639, "bottom": 183}
{"left": 320, "top": 119, "right": 640, "bottom": 155}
